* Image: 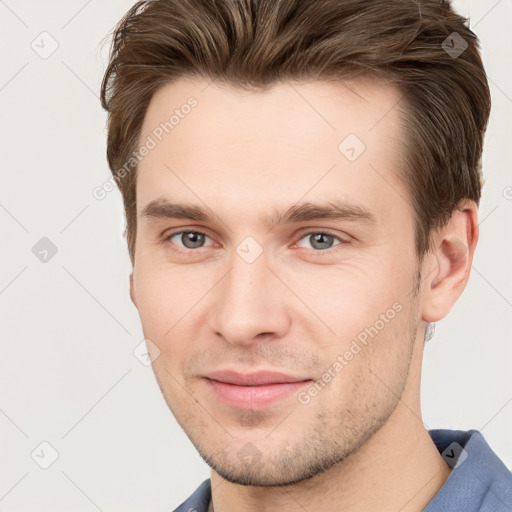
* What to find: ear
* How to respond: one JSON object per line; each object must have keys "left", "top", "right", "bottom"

{"left": 129, "top": 271, "right": 138, "bottom": 309}
{"left": 421, "top": 199, "right": 479, "bottom": 323}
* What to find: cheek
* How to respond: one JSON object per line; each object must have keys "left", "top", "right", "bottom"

{"left": 132, "top": 265, "right": 187, "bottom": 338}
{"left": 309, "top": 297, "right": 415, "bottom": 418}
{"left": 132, "top": 262, "right": 218, "bottom": 355}
{"left": 136, "top": 248, "right": 200, "bottom": 292}
{"left": 283, "top": 258, "right": 416, "bottom": 393}
{"left": 280, "top": 259, "right": 404, "bottom": 340}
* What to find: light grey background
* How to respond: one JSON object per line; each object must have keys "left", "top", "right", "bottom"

{"left": 1, "top": 1, "right": 511, "bottom": 510}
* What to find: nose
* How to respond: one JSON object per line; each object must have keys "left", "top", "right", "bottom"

{"left": 207, "top": 251, "right": 291, "bottom": 346}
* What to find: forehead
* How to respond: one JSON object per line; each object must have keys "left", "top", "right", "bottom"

{"left": 140, "top": 76, "right": 404, "bottom": 153}
{"left": 136, "top": 76, "right": 409, "bottom": 228}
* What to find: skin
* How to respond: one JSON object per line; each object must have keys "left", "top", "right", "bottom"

{"left": 129, "top": 76, "right": 478, "bottom": 511}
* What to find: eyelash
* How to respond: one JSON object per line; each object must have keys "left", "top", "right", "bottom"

{"left": 163, "top": 229, "right": 347, "bottom": 255}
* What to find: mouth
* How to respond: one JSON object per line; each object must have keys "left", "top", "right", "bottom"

{"left": 202, "top": 370, "right": 313, "bottom": 410}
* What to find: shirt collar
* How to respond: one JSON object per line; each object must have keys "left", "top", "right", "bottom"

{"left": 425, "top": 429, "right": 512, "bottom": 511}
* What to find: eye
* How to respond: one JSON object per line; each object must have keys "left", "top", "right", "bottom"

{"left": 167, "top": 230, "right": 213, "bottom": 250}
{"left": 296, "top": 231, "right": 344, "bottom": 251}
{"left": 164, "top": 229, "right": 346, "bottom": 253}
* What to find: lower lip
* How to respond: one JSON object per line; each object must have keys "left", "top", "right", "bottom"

{"left": 205, "top": 379, "right": 311, "bottom": 410}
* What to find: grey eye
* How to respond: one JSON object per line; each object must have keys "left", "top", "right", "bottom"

{"left": 298, "top": 233, "right": 341, "bottom": 251}
{"left": 170, "top": 231, "right": 208, "bottom": 249}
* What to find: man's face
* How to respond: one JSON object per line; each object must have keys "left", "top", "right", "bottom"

{"left": 131, "top": 77, "right": 424, "bottom": 485}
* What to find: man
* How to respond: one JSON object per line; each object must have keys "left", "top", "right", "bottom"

{"left": 100, "top": 0, "right": 511, "bottom": 510}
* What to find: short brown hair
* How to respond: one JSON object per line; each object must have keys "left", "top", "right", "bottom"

{"left": 101, "top": 0, "right": 491, "bottom": 265}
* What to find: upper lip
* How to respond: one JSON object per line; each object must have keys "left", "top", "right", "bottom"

{"left": 204, "top": 370, "right": 311, "bottom": 386}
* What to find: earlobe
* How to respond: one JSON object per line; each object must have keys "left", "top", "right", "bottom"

{"left": 422, "top": 201, "right": 478, "bottom": 323}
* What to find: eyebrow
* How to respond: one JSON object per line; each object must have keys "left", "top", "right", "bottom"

{"left": 140, "top": 198, "right": 378, "bottom": 228}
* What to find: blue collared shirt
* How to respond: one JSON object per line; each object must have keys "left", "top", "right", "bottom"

{"left": 173, "top": 429, "right": 512, "bottom": 511}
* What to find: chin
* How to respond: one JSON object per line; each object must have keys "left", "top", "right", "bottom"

{"left": 197, "top": 442, "right": 349, "bottom": 487}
